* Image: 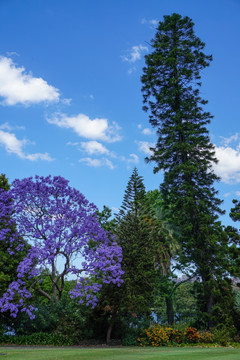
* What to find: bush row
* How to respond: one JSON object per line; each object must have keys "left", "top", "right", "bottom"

{"left": 137, "top": 324, "right": 239, "bottom": 347}
{"left": 0, "top": 332, "right": 74, "bottom": 346}
{"left": 0, "top": 326, "right": 239, "bottom": 347}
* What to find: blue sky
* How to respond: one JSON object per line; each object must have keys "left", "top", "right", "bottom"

{"left": 1, "top": 0, "right": 240, "bottom": 226}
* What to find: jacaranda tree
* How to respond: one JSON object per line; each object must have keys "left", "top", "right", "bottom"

{"left": 0, "top": 175, "right": 123, "bottom": 319}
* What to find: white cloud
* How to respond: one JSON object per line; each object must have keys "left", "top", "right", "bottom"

{"left": 24, "top": 152, "right": 53, "bottom": 161}
{"left": 127, "top": 153, "right": 139, "bottom": 164}
{"left": 0, "top": 122, "right": 25, "bottom": 131}
{"left": 79, "top": 157, "right": 115, "bottom": 169}
{"left": 142, "top": 128, "right": 153, "bottom": 135}
{"left": 62, "top": 98, "right": 72, "bottom": 105}
{"left": 119, "top": 153, "right": 139, "bottom": 169}
{"left": 80, "top": 141, "right": 109, "bottom": 155}
{"left": 0, "top": 122, "right": 12, "bottom": 131}
{"left": 220, "top": 133, "right": 239, "bottom": 147}
{"left": 137, "top": 141, "right": 154, "bottom": 156}
{"left": 141, "top": 18, "right": 158, "bottom": 27}
{"left": 47, "top": 112, "right": 122, "bottom": 142}
{"left": 149, "top": 19, "right": 158, "bottom": 26}
{"left": 121, "top": 44, "right": 148, "bottom": 63}
{"left": 0, "top": 56, "right": 60, "bottom": 105}
{"left": 235, "top": 191, "right": 240, "bottom": 197}
{"left": 214, "top": 145, "right": 240, "bottom": 183}
{"left": 0, "top": 129, "right": 53, "bottom": 161}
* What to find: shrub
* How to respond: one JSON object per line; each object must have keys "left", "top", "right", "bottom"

{"left": 184, "top": 327, "right": 200, "bottom": 344}
{"left": 137, "top": 324, "right": 202, "bottom": 347}
{"left": 198, "top": 330, "right": 215, "bottom": 343}
{"left": 213, "top": 326, "right": 233, "bottom": 346}
{"left": 122, "top": 333, "right": 138, "bottom": 346}
{"left": 137, "top": 324, "right": 169, "bottom": 347}
{"left": 165, "top": 327, "right": 183, "bottom": 345}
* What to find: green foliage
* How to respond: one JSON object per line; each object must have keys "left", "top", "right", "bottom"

{"left": 97, "top": 206, "right": 117, "bottom": 235}
{"left": 213, "top": 327, "right": 234, "bottom": 347}
{"left": 225, "top": 200, "right": 240, "bottom": 279}
{"left": 122, "top": 333, "right": 138, "bottom": 346}
{"left": 174, "top": 282, "right": 198, "bottom": 321}
{"left": 13, "top": 285, "right": 92, "bottom": 341}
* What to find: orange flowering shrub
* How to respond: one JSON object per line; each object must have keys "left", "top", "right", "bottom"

{"left": 165, "top": 327, "right": 183, "bottom": 344}
{"left": 137, "top": 325, "right": 200, "bottom": 346}
{"left": 184, "top": 327, "right": 200, "bottom": 343}
{"left": 137, "top": 324, "right": 169, "bottom": 347}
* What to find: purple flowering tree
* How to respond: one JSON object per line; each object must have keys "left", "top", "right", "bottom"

{"left": 0, "top": 175, "right": 123, "bottom": 319}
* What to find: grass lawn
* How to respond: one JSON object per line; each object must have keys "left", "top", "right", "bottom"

{"left": 0, "top": 346, "right": 240, "bottom": 360}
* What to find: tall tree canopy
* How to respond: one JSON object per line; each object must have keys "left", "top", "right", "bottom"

{"left": 0, "top": 175, "right": 123, "bottom": 319}
{"left": 141, "top": 13, "right": 231, "bottom": 325}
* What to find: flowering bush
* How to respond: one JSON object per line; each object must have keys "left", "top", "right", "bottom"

{"left": 184, "top": 327, "right": 200, "bottom": 343}
{"left": 137, "top": 324, "right": 200, "bottom": 347}
{"left": 137, "top": 324, "right": 169, "bottom": 346}
{"left": 165, "top": 327, "right": 183, "bottom": 344}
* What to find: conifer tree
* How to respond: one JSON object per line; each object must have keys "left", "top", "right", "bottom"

{"left": 141, "top": 13, "right": 231, "bottom": 325}
{"left": 116, "top": 168, "right": 156, "bottom": 314}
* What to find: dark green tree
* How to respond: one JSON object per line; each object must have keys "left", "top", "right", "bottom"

{"left": 116, "top": 168, "right": 157, "bottom": 315}
{"left": 141, "top": 13, "right": 232, "bottom": 326}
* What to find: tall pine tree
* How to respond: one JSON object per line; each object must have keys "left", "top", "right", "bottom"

{"left": 141, "top": 13, "right": 231, "bottom": 326}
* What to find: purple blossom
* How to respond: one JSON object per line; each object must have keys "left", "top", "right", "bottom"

{"left": 0, "top": 175, "right": 123, "bottom": 318}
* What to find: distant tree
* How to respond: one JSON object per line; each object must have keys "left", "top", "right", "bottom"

{"left": 141, "top": 13, "right": 231, "bottom": 326}
{"left": 0, "top": 175, "right": 123, "bottom": 319}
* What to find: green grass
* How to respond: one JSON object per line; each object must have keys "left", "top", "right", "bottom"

{"left": 0, "top": 347, "right": 240, "bottom": 360}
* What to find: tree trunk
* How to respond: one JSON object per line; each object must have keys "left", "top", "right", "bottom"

{"left": 106, "top": 314, "right": 116, "bottom": 345}
{"left": 206, "top": 292, "right": 214, "bottom": 329}
{"left": 166, "top": 295, "right": 174, "bottom": 325}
